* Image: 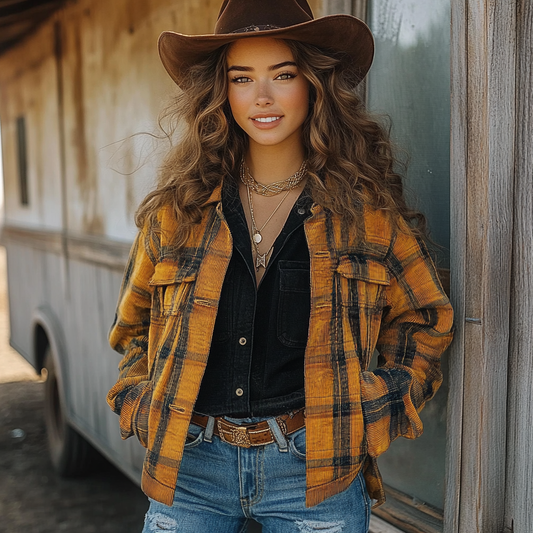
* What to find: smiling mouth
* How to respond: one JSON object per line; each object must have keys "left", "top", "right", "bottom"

{"left": 252, "top": 116, "right": 281, "bottom": 123}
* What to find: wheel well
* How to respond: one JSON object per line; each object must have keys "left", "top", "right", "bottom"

{"left": 34, "top": 324, "right": 50, "bottom": 373}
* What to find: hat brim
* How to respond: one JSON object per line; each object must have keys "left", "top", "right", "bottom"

{"left": 158, "top": 15, "right": 374, "bottom": 88}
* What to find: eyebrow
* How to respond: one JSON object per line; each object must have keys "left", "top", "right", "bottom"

{"left": 227, "top": 61, "right": 297, "bottom": 73}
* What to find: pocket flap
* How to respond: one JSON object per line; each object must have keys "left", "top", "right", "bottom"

{"left": 336, "top": 255, "right": 390, "bottom": 285}
{"left": 149, "top": 260, "right": 198, "bottom": 286}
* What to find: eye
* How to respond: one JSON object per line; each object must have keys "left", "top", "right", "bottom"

{"left": 276, "top": 71, "right": 297, "bottom": 81}
{"left": 230, "top": 75, "right": 252, "bottom": 84}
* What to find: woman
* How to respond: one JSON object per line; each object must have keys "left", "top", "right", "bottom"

{"left": 107, "top": 1, "right": 454, "bottom": 531}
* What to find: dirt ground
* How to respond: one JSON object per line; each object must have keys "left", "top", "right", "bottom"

{"left": 0, "top": 380, "right": 149, "bottom": 533}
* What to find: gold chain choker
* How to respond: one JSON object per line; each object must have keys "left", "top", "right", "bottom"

{"left": 240, "top": 159, "right": 308, "bottom": 197}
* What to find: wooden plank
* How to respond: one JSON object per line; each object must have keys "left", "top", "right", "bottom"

{"left": 504, "top": 1, "right": 533, "bottom": 531}
{"left": 321, "top": 0, "right": 367, "bottom": 20}
{"left": 369, "top": 515, "right": 403, "bottom": 533}
{"left": 448, "top": 1, "right": 517, "bottom": 532}
{"left": 351, "top": 0, "right": 367, "bottom": 21}
{"left": 322, "top": 0, "right": 353, "bottom": 15}
{"left": 373, "top": 485, "right": 443, "bottom": 533}
{"left": 445, "top": 1, "right": 468, "bottom": 531}
{"left": 462, "top": 0, "right": 515, "bottom": 530}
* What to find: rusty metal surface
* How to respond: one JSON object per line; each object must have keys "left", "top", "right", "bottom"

{"left": 0, "top": 0, "right": 64, "bottom": 54}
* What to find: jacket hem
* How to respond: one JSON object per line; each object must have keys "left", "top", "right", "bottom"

{"left": 141, "top": 469, "right": 176, "bottom": 507}
{"left": 305, "top": 465, "right": 362, "bottom": 508}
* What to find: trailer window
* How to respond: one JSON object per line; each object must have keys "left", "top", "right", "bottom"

{"left": 16, "top": 116, "right": 29, "bottom": 206}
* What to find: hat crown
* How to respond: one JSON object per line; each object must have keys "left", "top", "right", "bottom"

{"left": 215, "top": 0, "right": 314, "bottom": 34}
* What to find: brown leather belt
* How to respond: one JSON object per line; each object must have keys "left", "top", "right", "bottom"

{"left": 190, "top": 409, "right": 305, "bottom": 448}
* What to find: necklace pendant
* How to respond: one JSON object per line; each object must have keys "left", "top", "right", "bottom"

{"left": 255, "top": 252, "right": 267, "bottom": 270}
{"left": 253, "top": 232, "right": 262, "bottom": 244}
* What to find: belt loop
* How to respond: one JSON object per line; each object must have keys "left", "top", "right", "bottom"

{"left": 267, "top": 418, "right": 288, "bottom": 452}
{"left": 204, "top": 416, "right": 215, "bottom": 443}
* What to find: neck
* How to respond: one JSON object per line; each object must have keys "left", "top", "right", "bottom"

{"left": 245, "top": 142, "right": 305, "bottom": 185}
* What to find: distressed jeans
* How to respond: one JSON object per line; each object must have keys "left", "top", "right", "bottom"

{"left": 142, "top": 416, "right": 371, "bottom": 533}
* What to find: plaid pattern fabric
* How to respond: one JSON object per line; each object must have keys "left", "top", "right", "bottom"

{"left": 107, "top": 186, "right": 454, "bottom": 508}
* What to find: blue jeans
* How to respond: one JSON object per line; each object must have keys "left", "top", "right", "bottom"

{"left": 142, "top": 416, "right": 371, "bottom": 533}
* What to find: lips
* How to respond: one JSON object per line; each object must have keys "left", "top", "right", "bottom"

{"left": 249, "top": 115, "right": 283, "bottom": 130}
{"left": 252, "top": 116, "right": 281, "bottom": 123}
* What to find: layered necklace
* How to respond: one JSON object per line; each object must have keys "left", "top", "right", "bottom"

{"left": 240, "top": 159, "right": 308, "bottom": 271}
{"left": 240, "top": 159, "right": 307, "bottom": 196}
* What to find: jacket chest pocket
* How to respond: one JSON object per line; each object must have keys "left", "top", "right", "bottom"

{"left": 149, "top": 263, "right": 198, "bottom": 317}
{"left": 335, "top": 255, "right": 390, "bottom": 312}
{"left": 335, "top": 256, "right": 390, "bottom": 367}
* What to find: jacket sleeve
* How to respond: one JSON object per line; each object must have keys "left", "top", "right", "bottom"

{"left": 106, "top": 225, "right": 158, "bottom": 445}
{"left": 360, "top": 227, "right": 454, "bottom": 457}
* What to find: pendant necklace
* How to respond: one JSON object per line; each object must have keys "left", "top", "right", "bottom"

{"left": 246, "top": 185, "right": 291, "bottom": 271}
{"left": 248, "top": 186, "right": 291, "bottom": 245}
{"left": 241, "top": 158, "right": 309, "bottom": 270}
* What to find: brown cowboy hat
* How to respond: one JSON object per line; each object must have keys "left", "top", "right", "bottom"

{"left": 158, "top": 0, "right": 374, "bottom": 88}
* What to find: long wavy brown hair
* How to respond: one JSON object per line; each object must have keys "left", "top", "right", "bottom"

{"left": 136, "top": 39, "right": 427, "bottom": 246}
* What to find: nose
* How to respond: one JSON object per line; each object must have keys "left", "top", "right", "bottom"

{"left": 255, "top": 79, "right": 273, "bottom": 107}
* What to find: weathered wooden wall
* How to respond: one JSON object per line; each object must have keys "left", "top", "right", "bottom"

{"left": 447, "top": 1, "right": 533, "bottom": 532}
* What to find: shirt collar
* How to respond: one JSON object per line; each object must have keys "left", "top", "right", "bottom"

{"left": 222, "top": 177, "right": 314, "bottom": 219}
{"left": 202, "top": 184, "right": 223, "bottom": 207}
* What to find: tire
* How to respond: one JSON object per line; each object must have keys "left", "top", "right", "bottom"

{"left": 43, "top": 347, "right": 95, "bottom": 476}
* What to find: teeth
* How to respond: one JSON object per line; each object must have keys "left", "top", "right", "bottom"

{"left": 254, "top": 116, "right": 280, "bottom": 123}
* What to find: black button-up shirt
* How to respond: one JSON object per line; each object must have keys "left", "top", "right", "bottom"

{"left": 194, "top": 180, "right": 312, "bottom": 417}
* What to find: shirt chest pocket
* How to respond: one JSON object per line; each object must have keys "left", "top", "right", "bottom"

{"left": 149, "top": 262, "right": 198, "bottom": 317}
{"left": 277, "top": 260, "right": 311, "bottom": 348}
{"left": 335, "top": 255, "right": 390, "bottom": 313}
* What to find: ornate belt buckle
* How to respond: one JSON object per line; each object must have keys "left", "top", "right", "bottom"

{"left": 217, "top": 420, "right": 252, "bottom": 448}
{"left": 231, "top": 426, "right": 252, "bottom": 448}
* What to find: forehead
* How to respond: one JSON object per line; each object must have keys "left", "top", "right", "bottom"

{"left": 226, "top": 37, "right": 295, "bottom": 66}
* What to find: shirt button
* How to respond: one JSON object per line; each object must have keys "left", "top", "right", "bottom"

{"left": 235, "top": 388, "right": 244, "bottom": 397}
{"left": 239, "top": 337, "right": 247, "bottom": 346}
{"left": 297, "top": 207, "right": 306, "bottom": 215}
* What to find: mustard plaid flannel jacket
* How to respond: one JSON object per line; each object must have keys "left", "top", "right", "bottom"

{"left": 107, "top": 186, "right": 454, "bottom": 508}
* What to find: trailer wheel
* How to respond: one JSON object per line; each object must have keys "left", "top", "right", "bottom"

{"left": 43, "top": 347, "right": 94, "bottom": 476}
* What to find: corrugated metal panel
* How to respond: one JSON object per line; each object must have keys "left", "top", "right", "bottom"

{"left": 0, "top": 0, "right": 64, "bottom": 53}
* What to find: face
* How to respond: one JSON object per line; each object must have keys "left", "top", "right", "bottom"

{"left": 226, "top": 37, "right": 309, "bottom": 152}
